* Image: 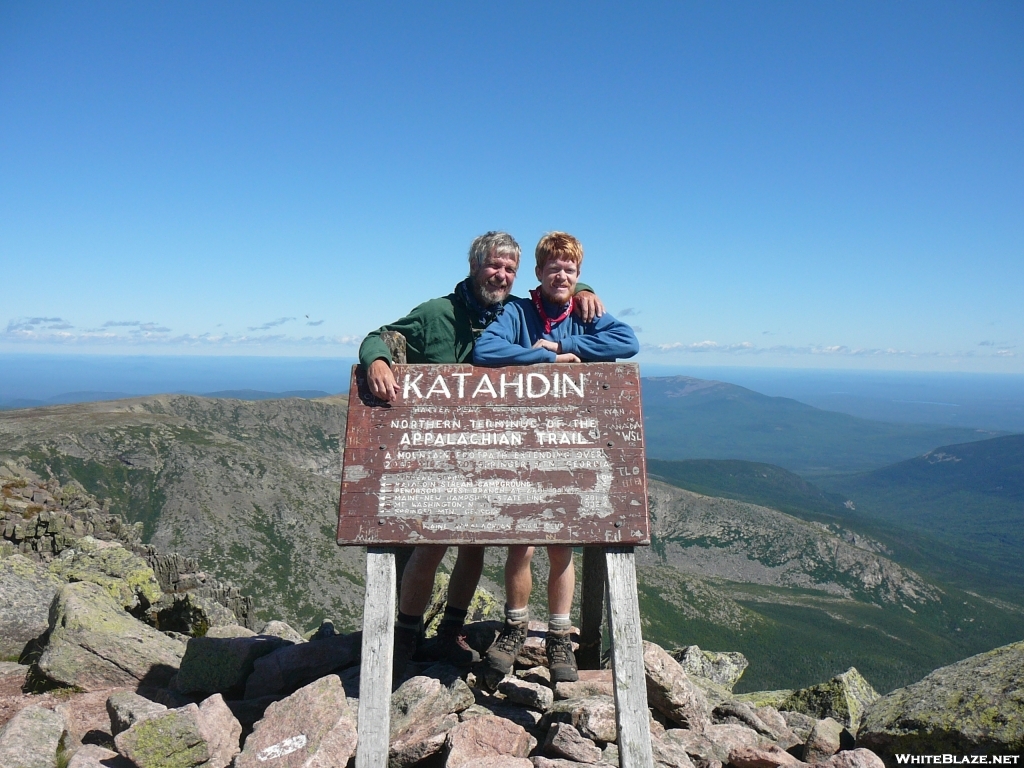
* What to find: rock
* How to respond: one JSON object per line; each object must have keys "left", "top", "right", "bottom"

{"left": 554, "top": 677, "right": 614, "bottom": 700}
{"left": 235, "top": 675, "right": 356, "bottom": 768}
{"left": 204, "top": 624, "right": 256, "bottom": 638}
{"left": 544, "top": 722, "right": 602, "bottom": 763}
{"left": 224, "top": 694, "right": 282, "bottom": 731}
{"left": 859, "top": 639, "right": 1024, "bottom": 757}
{"left": 663, "top": 723, "right": 771, "bottom": 765}
{"left": 735, "top": 690, "right": 795, "bottom": 709}
{"left": 545, "top": 696, "right": 618, "bottom": 743}
{"left": 600, "top": 743, "right": 619, "bottom": 765}
{"left": 390, "top": 673, "right": 471, "bottom": 767}
{"left": 782, "top": 711, "right": 817, "bottom": 741}
{"left": 106, "top": 690, "right": 168, "bottom": 736}
{"left": 48, "top": 538, "right": 162, "bottom": 612}
{"left": 0, "top": 705, "right": 70, "bottom": 768}
{"left": 149, "top": 593, "right": 238, "bottom": 636}
{"left": 671, "top": 645, "right": 749, "bottom": 690}
{"left": 714, "top": 701, "right": 799, "bottom": 747}
{"left": 517, "top": 665, "right": 551, "bottom": 684}
{"left": 652, "top": 734, "right": 697, "bottom": 768}
{"left": 244, "top": 631, "right": 360, "bottom": 699}
{"left": 461, "top": 702, "right": 544, "bottom": 732}
{"left": 445, "top": 714, "right": 533, "bottom": 767}
{"left": 37, "top": 582, "right": 185, "bottom": 691}
{"left": 728, "top": 743, "right": 804, "bottom": 768}
{"left": 779, "top": 668, "right": 879, "bottom": 733}
{"left": 0, "top": 554, "right": 62, "bottom": 659}
{"left": 115, "top": 696, "right": 241, "bottom": 768}
{"left": 821, "top": 749, "right": 885, "bottom": 768}
{"left": 643, "top": 641, "right": 712, "bottom": 730}
{"left": 67, "top": 744, "right": 132, "bottom": 768}
{"left": 533, "top": 758, "right": 581, "bottom": 768}
{"left": 470, "top": 759, "right": 533, "bottom": 768}
{"left": 500, "top": 677, "right": 555, "bottom": 712}
{"left": 803, "top": 717, "right": 853, "bottom": 764}
{"left": 174, "top": 634, "right": 291, "bottom": 697}
{"left": 259, "top": 620, "right": 304, "bottom": 643}
{"left": 196, "top": 694, "right": 243, "bottom": 768}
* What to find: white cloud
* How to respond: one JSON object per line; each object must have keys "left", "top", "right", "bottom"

{"left": 247, "top": 317, "right": 295, "bottom": 332}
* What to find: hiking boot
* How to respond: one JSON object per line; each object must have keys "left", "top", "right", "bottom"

{"left": 485, "top": 619, "right": 528, "bottom": 678}
{"left": 422, "top": 620, "right": 480, "bottom": 666}
{"left": 546, "top": 631, "right": 579, "bottom": 683}
{"left": 393, "top": 625, "right": 419, "bottom": 686}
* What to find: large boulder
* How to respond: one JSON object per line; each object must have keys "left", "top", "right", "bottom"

{"left": 36, "top": 581, "right": 185, "bottom": 691}
{"left": 0, "top": 554, "right": 62, "bottom": 659}
{"left": 859, "top": 640, "right": 1024, "bottom": 757}
{"left": 389, "top": 670, "right": 474, "bottom": 768}
{"left": 643, "top": 641, "right": 712, "bottom": 730}
{"left": 543, "top": 696, "right": 618, "bottom": 743}
{"left": 777, "top": 668, "right": 879, "bottom": 733}
{"left": 48, "top": 537, "right": 162, "bottom": 612}
{"left": 173, "top": 634, "right": 292, "bottom": 697}
{"left": 672, "top": 645, "right": 749, "bottom": 691}
{"left": 235, "top": 675, "right": 357, "bottom": 768}
{"left": 244, "top": 631, "right": 360, "bottom": 699}
{"left": 444, "top": 714, "right": 533, "bottom": 767}
{"left": 115, "top": 695, "right": 241, "bottom": 768}
{"left": 106, "top": 690, "right": 169, "bottom": 736}
{"left": 147, "top": 592, "right": 239, "bottom": 637}
{"left": 0, "top": 705, "right": 71, "bottom": 768}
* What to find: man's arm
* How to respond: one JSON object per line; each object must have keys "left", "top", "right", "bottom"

{"left": 473, "top": 308, "right": 555, "bottom": 366}
{"left": 559, "top": 312, "right": 639, "bottom": 362}
{"left": 572, "top": 282, "right": 605, "bottom": 323}
{"left": 358, "top": 308, "right": 427, "bottom": 402}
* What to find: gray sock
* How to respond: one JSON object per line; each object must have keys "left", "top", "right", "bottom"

{"left": 505, "top": 605, "right": 529, "bottom": 624}
{"left": 548, "top": 614, "right": 572, "bottom": 634}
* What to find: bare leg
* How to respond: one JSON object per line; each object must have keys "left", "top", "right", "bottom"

{"left": 398, "top": 544, "right": 448, "bottom": 616}
{"left": 505, "top": 545, "right": 535, "bottom": 610}
{"left": 547, "top": 546, "right": 575, "bottom": 616}
{"left": 446, "top": 545, "right": 485, "bottom": 610}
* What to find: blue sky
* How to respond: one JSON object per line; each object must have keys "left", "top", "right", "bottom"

{"left": 1, "top": 2, "right": 1021, "bottom": 371}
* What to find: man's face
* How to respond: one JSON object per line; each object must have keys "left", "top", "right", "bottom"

{"left": 472, "top": 249, "right": 519, "bottom": 305}
{"left": 535, "top": 257, "right": 579, "bottom": 306}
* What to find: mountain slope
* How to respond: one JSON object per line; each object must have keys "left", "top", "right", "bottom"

{"left": 639, "top": 480, "right": 1024, "bottom": 693}
{"left": 0, "top": 395, "right": 366, "bottom": 631}
{"left": 820, "top": 434, "right": 1024, "bottom": 595}
{"left": 641, "top": 376, "right": 998, "bottom": 475}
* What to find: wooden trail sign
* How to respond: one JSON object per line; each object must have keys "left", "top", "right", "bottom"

{"left": 338, "top": 360, "right": 653, "bottom": 768}
{"left": 337, "top": 362, "right": 649, "bottom": 547}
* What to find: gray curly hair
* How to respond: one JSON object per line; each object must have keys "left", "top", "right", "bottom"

{"left": 468, "top": 231, "right": 520, "bottom": 273}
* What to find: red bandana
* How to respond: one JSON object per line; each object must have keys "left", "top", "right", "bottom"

{"left": 530, "top": 289, "right": 574, "bottom": 334}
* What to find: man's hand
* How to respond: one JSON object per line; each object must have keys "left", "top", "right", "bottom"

{"left": 532, "top": 339, "right": 560, "bottom": 353}
{"left": 366, "top": 359, "right": 398, "bottom": 402}
{"left": 555, "top": 353, "right": 581, "bottom": 363}
{"left": 573, "top": 291, "right": 605, "bottom": 323}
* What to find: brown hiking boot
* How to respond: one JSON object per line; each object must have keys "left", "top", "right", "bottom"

{"left": 546, "top": 631, "right": 579, "bottom": 683}
{"left": 422, "top": 620, "right": 480, "bottom": 666}
{"left": 485, "top": 619, "right": 528, "bottom": 678}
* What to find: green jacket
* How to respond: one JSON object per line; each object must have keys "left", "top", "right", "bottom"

{"left": 359, "top": 283, "right": 594, "bottom": 367}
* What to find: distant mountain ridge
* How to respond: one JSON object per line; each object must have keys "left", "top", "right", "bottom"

{"left": 641, "top": 376, "right": 999, "bottom": 475}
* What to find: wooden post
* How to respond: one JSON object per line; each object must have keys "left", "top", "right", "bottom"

{"left": 605, "top": 546, "right": 653, "bottom": 768}
{"left": 578, "top": 546, "right": 606, "bottom": 670}
{"left": 355, "top": 547, "right": 396, "bottom": 768}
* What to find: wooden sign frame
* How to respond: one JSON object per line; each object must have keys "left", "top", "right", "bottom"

{"left": 337, "top": 362, "right": 650, "bottom": 547}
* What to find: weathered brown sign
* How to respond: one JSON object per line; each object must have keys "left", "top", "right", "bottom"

{"left": 337, "top": 362, "right": 649, "bottom": 546}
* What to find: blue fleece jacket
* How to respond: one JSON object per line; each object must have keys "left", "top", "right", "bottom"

{"left": 473, "top": 294, "right": 639, "bottom": 365}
